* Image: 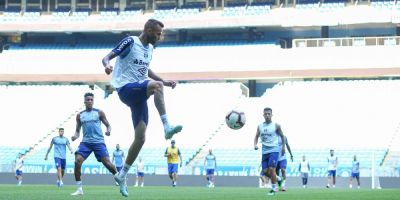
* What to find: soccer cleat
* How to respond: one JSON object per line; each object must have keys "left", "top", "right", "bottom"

{"left": 332, "top": 185, "right": 336, "bottom": 188}
{"left": 70, "top": 189, "right": 83, "bottom": 196}
{"left": 172, "top": 181, "right": 177, "bottom": 187}
{"left": 114, "top": 173, "right": 128, "bottom": 197}
{"left": 349, "top": 184, "right": 352, "bottom": 189}
{"left": 326, "top": 184, "right": 330, "bottom": 188}
{"left": 357, "top": 186, "right": 360, "bottom": 189}
{"left": 267, "top": 189, "right": 275, "bottom": 196}
{"left": 281, "top": 186, "right": 286, "bottom": 192}
{"left": 164, "top": 125, "right": 183, "bottom": 140}
{"left": 303, "top": 185, "right": 306, "bottom": 188}
{"left": 59, "top": 182, "right": 64, "bottom": 188}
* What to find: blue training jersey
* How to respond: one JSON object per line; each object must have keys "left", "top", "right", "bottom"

{"left": 205, "top": 154, "right": 216, "bottom": 170}
{"left": 80, "top": 108, "right": 104, "bottom": 143}
{"left": 352, "top": 160, "right": 360, "bottom": 173}
{"left": 113, "top": 150, "right": 124, "bottom": 167}
{"left": 258, "top": 122, "right": 281, "bottom": 154}
{"left": 52, "top": 136, "right": 70, "bottom": 159}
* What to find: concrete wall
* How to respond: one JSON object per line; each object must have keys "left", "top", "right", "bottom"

{"left": 1, "top": 173, "right": 399, "bottom": 188}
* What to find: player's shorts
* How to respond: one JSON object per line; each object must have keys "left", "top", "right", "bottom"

{"left": 276, "top": 159, "right": 287, "bottom": 172}
{"left": 15, "top": 170, "right": 23, "bottom": 176}
{"left": 206, "top": 169, "right": 215, "bottom": 175}
{"left": 328, "top": 170, "right": 336, "bottom": 177}
{"left": 351, "top": 172, "right": 360, "bottom": 179}
{"left": 117, "top": 80, "right": 150, "bottom": 128}
{"left": 54, "top": 158, "right": 66, "bottom": 169}
{"left": 301, "top": 172, "right": 309, "bottom": 179}
{"left": 137, "top": 172, "right": 145, "bottom": 177}
{"left": 168, "top": 163, "right": 178, "bottom": 174}
{"left": 116, "top": 166, "right": 122, "bottom": 172}
{"left": 75, "top": 142, "right": 109, "bottom": 162}
{"left": 261, "top": 152, "right": 279, "bottom": 170}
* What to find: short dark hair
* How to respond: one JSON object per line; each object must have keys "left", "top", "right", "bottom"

{"left": 264, "top": 107, "right": 272, "bottom": 112}
{"left": 59, "top": 128, "right": 64, "bottom": 131}
{"left": 84, "top": 92, "right": 94, "bottom": 98}
{"left": 144, "top": 19, "right": 164, "bottom": 30}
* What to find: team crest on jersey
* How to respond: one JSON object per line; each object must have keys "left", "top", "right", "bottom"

{"left": 144, "top": 53, "right": 148, "bottom": 58}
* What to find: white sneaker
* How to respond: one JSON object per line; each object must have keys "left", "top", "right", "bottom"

{"left": 164, "top": 125, "right": 183, "bottom": 140}
{"left": 349, "top": 184, "right": 352, "bottom": 188}
{"left": 134, "top": 184, "right": 138, "bottom": 187}
{"left": 140, "top": 184, "right": 144, "bottom": 187}
{"left": 71, "top": 189, "right": 83, "bottom": 196}
{"left": 303, "top": 185, "right": 306, "bottom": 188}
{"left": 333, "top": 185, "right": 336, "bottom": 188}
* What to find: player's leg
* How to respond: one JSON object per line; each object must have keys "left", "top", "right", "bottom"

{"left": 280, "top": 160, "right": 287, "bottom": 191}
{"left": 356, "top": 173, "right": 360, "bottom": 188}
{"left": 71, "top": 154, "right": 85, "bottom": 195}
{"left": 116, "top": 86, "right": 148, "bottom": 180}
{"left": 135, "top": 174, "right": 139, "bottom": 187}
{"left": 140, "top": 174, "right": 144, "bottom": 187}
{"left": 332, "top": 171, "right": 336, "bottom": 187}
{"left": 304, "top": 173, "right": 308, "bottom": 188}
{"left": 275, "top": 162, "right": 282, "bottom": 189}
{"left": 267, "top": 152, "right": 279, "bottom": 195}
{"left": 326, "top": 171, "right": 332, "bottom": 188}
{"left": 147, "top": 80, "right": 182, "bottom": 139}
{"left": 349, "top": 175, "right": 353, "bottom": 188}
{"left": 71, "top": 142, "right": 91, "bottom": 196}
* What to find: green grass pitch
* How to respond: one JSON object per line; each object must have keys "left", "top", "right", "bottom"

{"left": 0, "top": 185, "right": 399, "bottom": 200}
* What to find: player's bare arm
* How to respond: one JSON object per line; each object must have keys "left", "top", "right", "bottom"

{"left": 72, "top": 114, "right": 81, "bottom": 141}
{"left": 102, "top": 51, "right": 117, "bottom": 75}
{"left": 254, "top": 128, "right": 260, "bottom": 150}
{"left": 148, "top": 69, "right": 176, "bottom": 89}
{"left": 276, "top": 123, "right": 286, "bottom": 155}
{"left": 44, "top": 141, "right": 53, "bottom": 160}
{"left": 99, "top": 110, "right": 111, "bottom": 136}
{"left": 285, "top": 138, "right": 294, "bottom": 161}
{"left": 67, "top": 143, "right": 74, "bottom": 154}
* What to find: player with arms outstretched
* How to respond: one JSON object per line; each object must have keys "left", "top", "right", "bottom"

{"left": 102, "top": 19, "right": 182, "bottom": 197}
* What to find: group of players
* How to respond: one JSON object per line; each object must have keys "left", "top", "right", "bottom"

{"left": 11, "top": 19, "right": 360, "bottom": 197}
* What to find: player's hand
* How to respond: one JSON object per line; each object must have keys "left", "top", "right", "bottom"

{"left": 105, "top": 131, "right": 110, "bottom": 136}
{"left": 290, "top": 155, "right": 294, "bottom": 162}
{"left": 105, "top": 65, "right": 113, "bottom": 75}
{"left": 180, "top": 162, "right": 182, "bottom": 167}
{"left": 44, "top": 156, "right": 48, "bottom": 160}
{"left": 71, "top": 135, "right": 78, "bottom": 141}
{"left": 254, "top": 145, "right": 259, "bottom": 150}
{"left": 163, "top": 80, "right": 177, "bottom": 89}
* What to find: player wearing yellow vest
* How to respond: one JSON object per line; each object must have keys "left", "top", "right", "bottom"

{"left": 164, "top": 140, "right": 182, "bottom": 187}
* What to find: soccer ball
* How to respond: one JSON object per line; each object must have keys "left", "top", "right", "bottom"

{"left": 225, "top": 110, "right": 246, "bottom": 130}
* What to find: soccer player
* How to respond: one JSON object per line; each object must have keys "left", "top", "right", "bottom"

{"left": 299, "top": 155, "right": 310, "bottom": 188}
{"left": 204, "top": 149, "right": 217, "bottom": 188}
{"left": 164, "top": 139, "right": 182, "bottom": 187}
{"left": 102, "top": 19, "right": 183, "bottom": 197}
{"left": 70, "top": 92, "right": 119, "bottom": 196}
{"left": 44, "top": 128, "right": 74, "bottom": 187}
{"left": 326, "top": 149, "right": 338, "bottom": 188}
{"left": 112, "top": 144, "right": 125, "bottom": 186}
{"left": 134, "top": 156, "right": 145, "bottom": 187}
{"left": 276, "top": 136, "right": 293, "bottom": 191}
{"left": 349, "top": 155, "right": 360, "bottom": 189}
{"left": 254, "top": 107, "right": 285, "bottom": 196}
{"left": 14, "top": 153, "right": 24, "bottom": 186}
